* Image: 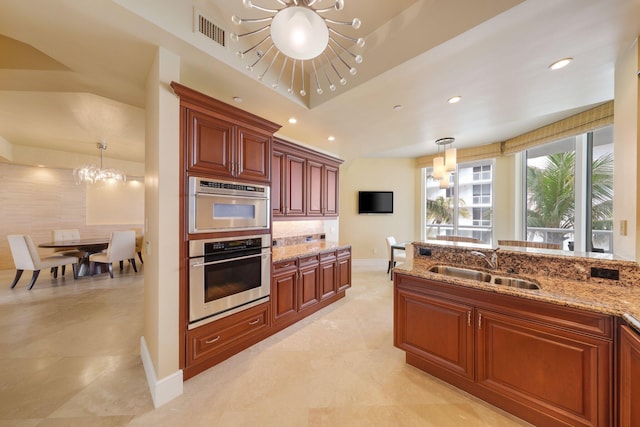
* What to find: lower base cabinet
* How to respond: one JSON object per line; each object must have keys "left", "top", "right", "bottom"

{"left": 395, "top": 273, "right": 612, "bottom": 427}
{"left": 185, "top": 301, "right": 270, "bottom": 379}
{"left": 619, "top": 325, "right": 640, "bottom": 427}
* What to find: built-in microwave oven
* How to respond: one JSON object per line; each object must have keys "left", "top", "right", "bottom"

{"left": 188, "top": 177, "right": 270, "bottom": 234}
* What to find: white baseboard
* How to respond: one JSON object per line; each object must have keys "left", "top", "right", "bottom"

{"left": 140, "top": 336, "right": 183, "bottom": 408}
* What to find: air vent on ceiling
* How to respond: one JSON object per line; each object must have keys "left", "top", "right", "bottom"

{"left": 194, "top": 9, "right": 226, "bottom": 48}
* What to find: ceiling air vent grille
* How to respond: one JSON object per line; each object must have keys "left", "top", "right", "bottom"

{"left": 195, "top": 11, "right": 225, "bottom": 47}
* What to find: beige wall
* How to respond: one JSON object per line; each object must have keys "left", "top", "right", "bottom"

{"left": 613, "top": 37, "right": 639, "bottom": 261}
{"left": 142, "top": 47, "right": 181, "bottom": 381}
{"left": 339, "top": 158, "right": 419, "bottom": 260}
{"left": 0, "top": 163, "right": 143, "bottom": 270}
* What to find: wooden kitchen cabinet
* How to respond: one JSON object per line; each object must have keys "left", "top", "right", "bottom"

{"left": 394, "top": 273, "right": 613, "bottom": 427}
{"left": 186, "top": 108, "right": 271, "bottom": 183}
{"left": 271, "top": 259, "right": 298, "bottom": 325}
{"left": 619, "top": 325, "right": 640, "bottom": 427}
{"left": 395, "top": 286, "right": 474, "bottom": 379}
{"left": 298, "top": 254, "right": 320, "bottom": 313}
{"left": 271, "top": 246, "right": 351, "bottom": 331}
{"left": 319, "top": 250, "right": 338, "bottom": 300}
{"left": 185, "top": 301, "right": 270, "bottom": 379}
{"left": 272, "top": 137, "right": 342, "bottom": 218}
{"left": 336, "top": 247, "right": 352, "bottom": 292}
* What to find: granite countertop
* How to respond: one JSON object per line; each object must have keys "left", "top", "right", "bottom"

{"left": 395, "top": 259, "right": 640, "bottom": 333}
{"left": 272, "top": 241, "right": 351, "bottom": 262}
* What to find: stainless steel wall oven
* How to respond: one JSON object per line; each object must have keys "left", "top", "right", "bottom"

{"left": 189, "top": 177, "right": 269, "bottom": 234}
{"left": 188, "top": 234, "right": 271, "bottom": 328}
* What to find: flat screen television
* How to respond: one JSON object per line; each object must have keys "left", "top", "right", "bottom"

{"left": 358, "top": 191, "right": 393, "bottom": 214}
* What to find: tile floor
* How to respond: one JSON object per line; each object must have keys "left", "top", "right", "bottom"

{"left": 0, "top": 263, "right": 532, "bottom": 426}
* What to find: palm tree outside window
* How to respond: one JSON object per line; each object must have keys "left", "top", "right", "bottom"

{"left": 525, "top": 126, "right": 613, "bottom": 253}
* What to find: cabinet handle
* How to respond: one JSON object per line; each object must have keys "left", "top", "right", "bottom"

{"left": 249, "top": 318, "right": 260, "bottom": 325}
{"left": 467, "top": 311, "right": 471, "bottom": 327}
{"left": 205, "top": 335, "right": 221, "bottom": 344}
{"left": 478, "top": 313, "right": 482, "bottom": 329}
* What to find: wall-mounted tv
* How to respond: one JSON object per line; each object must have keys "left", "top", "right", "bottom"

{"left": 358, "top": 191, "right": 394, "bottom": 214}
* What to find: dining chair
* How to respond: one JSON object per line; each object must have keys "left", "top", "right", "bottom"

{"left": 497, "top": 239, "right": 562, "bottom": 250}
{"left": 386, "top": 236, "right": 406, "bottom": 275}
{"left": 131, "top": 228, "right": 144, "bottom": 264}
{"left": 52, "top": 228, "right": 83, "bottom": 276}
{"left": 7, "top": 234, "right": 78, "bottom": 290}
{"left": 89, "top": 231, "right": 137, "bottom": 278}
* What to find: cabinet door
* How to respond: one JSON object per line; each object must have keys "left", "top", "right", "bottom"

{"left": 395, "top": 287, "right": 474, "bottom": 379}
{"left": 272, "top": 268, "right": 297, "bottom": 325}
{"left": 272, "top": 149, "right": 286, "bottom": 217}
{"left": 299, "top": 262, "right": 320, "bottom": 312}
{"left": 319, "top": 253, "right": 337, "bottom": 300}
{"left": 236, "top": 126, "right": 271, "bottom": 183}
{"left": 286, "top": 154, "right": 306, "bottom": 216}
{"left": 336, "top": 251, "right": 351, "bottom": 292}
{"left": 620, "top": 325, "right": 640, "bottom": 427}
{"left": 187, "top": 109, "right": 234, "bottom": 177}
{"left": 307, "top": 160, "right": 323, "bottom": 216}
{"left": 323, "top": 164, "right": 339, "bottom": 216}
{"left": 476, "top": 309, "right": 611, "bottom": 427}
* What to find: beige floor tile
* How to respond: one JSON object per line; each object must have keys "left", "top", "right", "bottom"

{"left": 0, "top": 264, "right": 532, "bottom": 426}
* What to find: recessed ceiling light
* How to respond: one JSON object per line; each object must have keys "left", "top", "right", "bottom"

{"left": 549, "top": 58, "right": 573, "bottom": 70}
{"left": 288, "top": 117, "right": 297, "bottom": 124}
{"left": 448, "top": 96, "right": 462, "bottom": 104}
{"left": 393, "top": 104, "right": 403, "bottom": 111}
{"left": 232, "top": 96, "right": 243, "bottom": 103}
{"left": 328, "top": 136, "right": 335, "bottom": 142}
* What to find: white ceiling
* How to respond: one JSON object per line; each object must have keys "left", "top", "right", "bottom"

{"left": 0, "top": 0, "right": 638, "bottom": 166}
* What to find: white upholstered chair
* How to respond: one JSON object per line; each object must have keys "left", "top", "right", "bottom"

{"left": 7, "top": 234, "right": 78, "bottom": 290}
{"left": 89, "top": 231, "right": 137, "bottom": 278}
{"left": 52, "top": 228, "right": 83, "bottom": 275}
{"left": 386, "top": 236, "right": 406, "bottom": 276}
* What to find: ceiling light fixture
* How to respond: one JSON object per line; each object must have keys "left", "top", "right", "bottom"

{"left": 231, "top": 0, "right": 364, "bottom": 96}
{"left": 549, "top": 57, "right": 573, "bottom": 70}
{"left": 433, "top": 137, "right": 456, "bottom": 189}
{"left": 448, "top": 96, "right": 462, "bottom": 104}
{"left": 288, "top": 117, "right": 297, "bottom": 124}
{"left": 74, "top": 142, "right": 126, "bottom": 184}
{"left": 328, "top": 136, "right": 335, "bottom": 141}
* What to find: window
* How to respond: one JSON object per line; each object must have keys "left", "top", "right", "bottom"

{"left": 425, "top": 160, "right": 494, "bottom": 243}
{"left": 525, "top": 126, "right": 613, "bottom": 252}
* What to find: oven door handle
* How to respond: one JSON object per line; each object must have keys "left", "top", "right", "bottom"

{"left": 191, "top": 252, "right": 271, "bottom": 268}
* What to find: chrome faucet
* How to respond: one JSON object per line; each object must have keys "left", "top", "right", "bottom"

{"left": 470, "top": 250, "right": 499, "bottom": 271}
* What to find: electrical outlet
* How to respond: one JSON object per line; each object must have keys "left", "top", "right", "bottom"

{"left": 590, "top": 267, "right": 619, "bottom": 280}
{"left": 419, "top": 247, "right": 432, "bottom": 256}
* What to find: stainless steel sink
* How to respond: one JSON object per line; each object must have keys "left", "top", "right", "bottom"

{"left": 428, "top": 265, "right": 492, "bottom": 282}
{"left": 491, "top": 276, "right": 540, "bottom": 290}
{"left": 427, "top": 265, "right": 540, "bottom": 290}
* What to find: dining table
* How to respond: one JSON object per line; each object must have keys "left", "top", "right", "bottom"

{"left": 39, "top": 238, "right": 109, "bottom": 277}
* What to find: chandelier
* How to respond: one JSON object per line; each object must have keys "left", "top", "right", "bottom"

{"left": 432, "top": 137, "right": 456, "bottom": 189}
{"left": 74, "top": 142, "right": 126, "bottom": 184}
{"left": 231, "top": 0, "right": 364, "bottom": 96}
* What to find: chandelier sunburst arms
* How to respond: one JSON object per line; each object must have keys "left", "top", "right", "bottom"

{"left": 74, "top": 142, "right": 127, "bottom": 185}
{"left": 231, "top": 0, "right": 364, "bottom": 97}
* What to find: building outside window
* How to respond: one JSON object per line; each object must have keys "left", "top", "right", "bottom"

{"left": 425, "top": 160, "right": 494, "bottom": 243}
{"left": 525, "top": 125, "right": 613, "bottom": 253}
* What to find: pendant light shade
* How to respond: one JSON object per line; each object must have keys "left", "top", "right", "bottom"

{"left": 433, "top": 156, "right": 445, "bottom": 179}
{"left": 270, "top": 7, "right": 328, "bottom": 60}
{"left": 439, "top": 175, "right": 450, "bottom": 189}
{"left": 445, "top": 146, "right": 457, "bottom": 172}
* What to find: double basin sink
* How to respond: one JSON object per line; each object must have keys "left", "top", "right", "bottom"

{"left": 428, "top": 265, "right": 540, "bottom": 290}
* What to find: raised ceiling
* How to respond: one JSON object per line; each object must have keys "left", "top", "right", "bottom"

{"left": 0, "top": 0, "right": 638, "bottom": 166}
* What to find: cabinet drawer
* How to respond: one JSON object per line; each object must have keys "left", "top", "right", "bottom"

{"left": 273, "top": 259, "right": 297, "bottom": 274}
{"left": 299, "top": 254, "right": 319, "bottom": 267}
{"left": 187, "top": 303, "right": 269, "bottom": 365}
{"left": 337, "top": 247, "right": 351, "bottom": 258}
{"left": 320, "top": 250, "right": 337, "bottom": 262}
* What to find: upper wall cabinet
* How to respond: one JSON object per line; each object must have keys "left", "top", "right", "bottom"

{"left": 273, "top": 138, "right": 343, "bottom": 219}
{"left": 171, "top": 82, "right": 281, "bottom": 184}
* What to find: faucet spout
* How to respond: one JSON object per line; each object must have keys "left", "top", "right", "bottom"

{"left": 470, "top": 250, "right": 499, "bottom": 271}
